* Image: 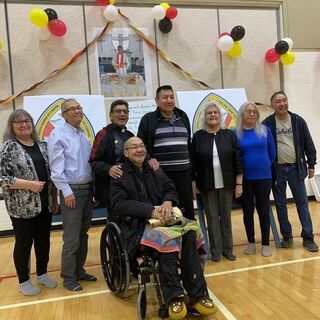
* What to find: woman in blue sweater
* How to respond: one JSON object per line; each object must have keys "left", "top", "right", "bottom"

{"left": 235, "top": 102, "right": 276, "bottom": 257}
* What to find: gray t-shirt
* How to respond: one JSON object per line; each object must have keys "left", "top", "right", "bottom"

{"left": 276, "top": 114, "right": 296, "bottom": 164}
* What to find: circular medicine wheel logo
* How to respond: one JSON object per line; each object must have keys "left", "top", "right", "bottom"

{"left": 35, "top": 98, "right": 95, "bottom": 144}
{"left": 192, "top": 93, "right": 238, "bottom": 133}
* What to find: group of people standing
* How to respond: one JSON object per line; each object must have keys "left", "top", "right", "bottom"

{"left": 0, "top": 87, "right": 318, "bottom": 314}
{"left": 193, "top": 91, "right": 318, "bottom": 260}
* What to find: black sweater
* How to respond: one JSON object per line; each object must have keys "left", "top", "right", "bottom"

{"left": 192, "top": 129, "right": 243, "bottom": 191}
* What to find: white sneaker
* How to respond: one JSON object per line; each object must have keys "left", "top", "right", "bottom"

{"left": 261, "top": 245, "right": 272, "bottom": 257}
{"left": 37, "top": 273, "right": 58, "bottom": 288}
{"left": 244, "top": 243, "right": 256, "bottom": 255}
{"left": 19, "top": 280, "right": 40, "bottom": 296}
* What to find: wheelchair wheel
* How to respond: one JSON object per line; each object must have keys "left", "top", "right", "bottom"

{"left": 100, "top": 222, "right": 130, "bottom": 297}
{"left": 137, "top": 287, "right": 147, "bottom": 320}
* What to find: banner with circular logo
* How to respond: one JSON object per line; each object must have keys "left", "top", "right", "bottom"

{"left": 176, "top": 89, "right": 247, "bottom": 133}
{"left": 24, "top": 95, "right": 106, "bottom": 144}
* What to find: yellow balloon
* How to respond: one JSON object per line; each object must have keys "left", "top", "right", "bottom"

{"left": 160, "top": 2, "right": 170, "bottom": 10}
{"left": 109, "top": 0, "right": 116, "bottom": 4}
{"left": 280, "top": 51, "right": 295, "bottom": 65}
{"left": 0, "top": 41, "right": 3, "bottom": 50}
{"left": 29, "top": 8, "right": 48, "bottom": 28}
{"left": 227, "top": 41, "right": 242, "bottom": 58}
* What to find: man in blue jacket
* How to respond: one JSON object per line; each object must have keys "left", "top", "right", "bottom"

{"left": 262, "top": 91, "right": 318, "bottom": 252}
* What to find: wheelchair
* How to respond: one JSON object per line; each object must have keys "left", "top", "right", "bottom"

{"left": 100, "top": 221, "right": 168, "bottom": 319}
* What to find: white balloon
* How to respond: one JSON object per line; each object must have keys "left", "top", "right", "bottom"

{"left": 217, "top": 35, "right": 234, "bottom": 52}
{"left": 282, "top": 37, "right": 293, "bottom": 50}
{"left": 36, "top": 27, "right": 51, "bottom": 41}
{"left": 104, "top": 5, "right": 119, "bottom": 22}
{"left": 151, "top": 5, "right": 166, "bottom": 20}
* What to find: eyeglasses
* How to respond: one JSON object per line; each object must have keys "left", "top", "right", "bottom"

{"left": 125, "top": 144, "right": 146, "bottom": 150}
{"left": 63, "top": 106, "right": 83, "bottom": 113}
{"left": 206, "top": 111, "right": 219, "bottom": 116}
{"left": 245, "top": 109, "right": 258, "bottom": 115}
{"left": 13, "top": 119, "right": 32, "bottom": 126}
{"left": 112, "top": 109, "right": 129, "bottom": 115}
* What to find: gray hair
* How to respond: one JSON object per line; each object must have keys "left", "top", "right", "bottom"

{"left": 235, "top": 101, "right": 266, "bottom": 140}
{"left": 61, "top": 98, "right": 79, "bottom": 113}
{"left": 198, "top": 102, "right": 225, "bottom": 131}
{"left": 3, "top": 109, "right": 39, "bottom": 142}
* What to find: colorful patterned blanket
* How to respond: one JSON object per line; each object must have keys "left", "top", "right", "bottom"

{"left": 140, "top": 219, "right": 205, "bottom": 254}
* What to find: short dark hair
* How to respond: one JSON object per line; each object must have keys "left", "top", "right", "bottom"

{"left": 156, "top": 85, "right": 174, "bottom": 98}
{"left": 117, "top": 45, "right": 123, "bottom": 50}
{"left": 270, "top": 91, "right": 287, "bottom": 104}
{"left": 110, "top": 99, "right": 129, "bottom": 113}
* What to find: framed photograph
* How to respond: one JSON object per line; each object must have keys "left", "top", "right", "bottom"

{"left": 94, "top": 27, "right": 152, "bottom": 98}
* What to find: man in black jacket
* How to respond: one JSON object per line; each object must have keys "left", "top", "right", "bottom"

{"left": 110, "top": 137, "right": 216, "bottom": 319}
{"left": 89, "top": 100, "right": 134, "bottom": 217}
{"left": 137, "top": 85, "right": 194, "bottom": 219}
{"left": 262, "top": 91, "right": 318, "bottom": 252}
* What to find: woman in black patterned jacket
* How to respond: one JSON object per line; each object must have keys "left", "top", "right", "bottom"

{"left": 0, "top": 110, "right": 57, "bottom": 296}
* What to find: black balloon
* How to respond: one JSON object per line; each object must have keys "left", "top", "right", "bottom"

{"left": 230, "top": 25, "right": 245, "bottom": 41}
{"left": 159, "top": 17, "right": 172, "bottom": 33}
{"left": 274, "top": 40, "right": 289, "bottom": 55}
{"left": 45, "top": 8, "right": 58, "bottom": 21}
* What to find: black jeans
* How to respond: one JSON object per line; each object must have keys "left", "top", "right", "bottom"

{"left": 159, "top": 231, "right": 207, "bottom": 304}
{"left": 10, "top": 208, "right": 52, "bottom": 283}
{"left": 241, "top": 179, "right": 272, "bottom": 246}
{"left": 165, "top": 169, "right": 195, "bottom": 220}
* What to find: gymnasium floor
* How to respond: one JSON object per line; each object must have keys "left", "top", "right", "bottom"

{"left": 1, "top": 202, "right": 320, "bottom": 320}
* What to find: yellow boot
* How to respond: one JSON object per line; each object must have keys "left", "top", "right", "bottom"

{"left": 168, "top": 299, "right": 187, "bottom": 320}
{"left": 192, "top": 297, "right": 217, "bottom": 315}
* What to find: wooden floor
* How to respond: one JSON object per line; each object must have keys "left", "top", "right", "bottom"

{"left": 1, "top": 202, "right": 320, "bottom": 320}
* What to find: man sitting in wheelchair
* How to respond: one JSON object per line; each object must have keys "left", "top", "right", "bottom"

{"left": 110, "top": 137, "right": 217, "bottom": 319}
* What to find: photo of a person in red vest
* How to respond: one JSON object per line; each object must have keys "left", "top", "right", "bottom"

{"left": 112, "top": 45, "right": 129, "bottom": 76}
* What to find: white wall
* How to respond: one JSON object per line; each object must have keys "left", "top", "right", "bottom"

{"left": 283, "top": 51, "right": 320, "bottom": 197}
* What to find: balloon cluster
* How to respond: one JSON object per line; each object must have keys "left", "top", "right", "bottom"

{"left": 151, "top": 3, "right": 179, "bottom": 34}
{"left": 265, "top": 38, "right": 295, "bottom": 65}
{"left": 217, "top": 25, "right": 245, "bottom": 58}
{"left": 29, "top": 8, "right": 67, "bottom": 39}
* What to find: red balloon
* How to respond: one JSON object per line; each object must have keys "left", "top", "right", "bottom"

{"left": 96, "top": 0, "right": 109, "bottom": 5}
{"left": 219, "top": 32, "right": 230, "bottom": 38}
{"left": 48, "top": 19, "right": 67, "bottom": 37}
{"left": 166, "top": 7, "right": 178, "bottom": 19}
{"left": 265, "top": 48, "right": 281, "bottom": 63}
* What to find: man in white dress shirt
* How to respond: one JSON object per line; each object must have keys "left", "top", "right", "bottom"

{"left": 48, "top": 99, "right": 96, "bottom": 291}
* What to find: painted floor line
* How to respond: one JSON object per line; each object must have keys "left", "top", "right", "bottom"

{"left": 0, "top": 288, "right": 112, "bottom": 310}
{"left": 0, "top": 282, "right": 142, "bottom": 311}
{"left": 207, "top": 287, "right": 237, "bottom": 320}
{"left": 205, "top": 255, "right": 320, "bottom": 278}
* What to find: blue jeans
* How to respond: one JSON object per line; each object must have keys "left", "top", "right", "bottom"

{"left": 272, "top": 164, "right": 314, "bottom": 239}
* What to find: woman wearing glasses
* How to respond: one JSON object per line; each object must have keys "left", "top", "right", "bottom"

{"left": 235, "top": 102, "right": 276, "bottom": 257}
{"left": 0, "top": 110, "right": 57, "bottom": 295}
{"left": 89, "top": 100, "right": 134, "bottom": 220}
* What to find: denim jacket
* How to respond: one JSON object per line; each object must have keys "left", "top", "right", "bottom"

{"left": 0, "top": 139, "right": 54, "bottom": 218}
